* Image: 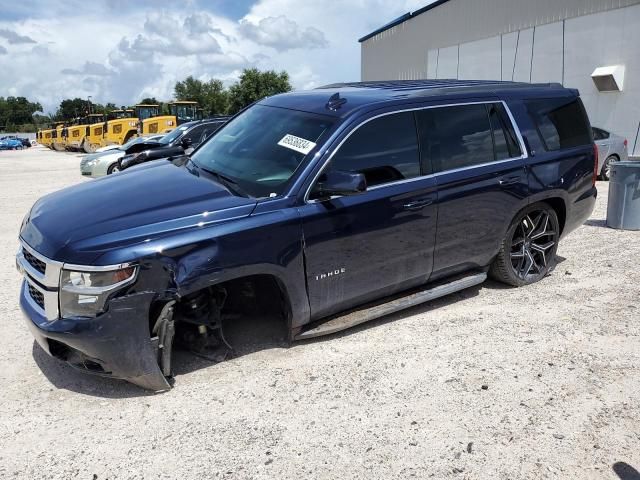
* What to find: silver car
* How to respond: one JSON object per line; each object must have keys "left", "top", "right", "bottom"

{"left": 593, "top": 127, "right": 628, "bottom": 181}
{"left": 79, "top": 134, "right": 164, "bottom": 178}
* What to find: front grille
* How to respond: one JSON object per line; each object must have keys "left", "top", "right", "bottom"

{"left": 23, "top": 250, "right": 46, "bottom": 274}
{"left": 28, "top": 283, "right": 45, "bottom": 309}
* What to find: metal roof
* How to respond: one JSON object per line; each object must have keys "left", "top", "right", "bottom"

{"left": 358, "top": 0, "right": 451, "bottom": 43}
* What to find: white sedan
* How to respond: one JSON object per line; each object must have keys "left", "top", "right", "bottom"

{"left": 79, "top": 135, "right": 164, "bottom": 178}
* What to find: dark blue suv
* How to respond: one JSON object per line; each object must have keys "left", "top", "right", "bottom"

{"left": 16, "top": 80, "right": 597, "bottom": 390}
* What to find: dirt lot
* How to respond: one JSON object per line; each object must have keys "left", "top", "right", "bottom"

{"left": 0, "top": 146, "right": 639, "bottom": 479}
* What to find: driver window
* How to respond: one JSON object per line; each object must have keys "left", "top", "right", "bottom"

{"left": 324, "top": 111, "right": 420, "bottom": 187}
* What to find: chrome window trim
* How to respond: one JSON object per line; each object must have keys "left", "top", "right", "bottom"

{"left": 304, "top": 100, "right": 528, "bottom": 203}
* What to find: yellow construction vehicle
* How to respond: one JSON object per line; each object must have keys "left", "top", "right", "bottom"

{"left": 137, "top": 101, "right": 200, "bottom": 135}
{"left": 66, "top": 117, "right": 90, "bottom": 151}
{"left": 170, "top": 100, "right": 201, "bottom": 124}
{"left": 135, "top": 104, "right": 162, "bottom": 135}
{"left": 102, "top": 109, "right": 138, "bottom": 147}
{"left": 81, "top": 114, "right": 106, "bottom": 153}
{"left": 51, "top": 122, "right": 67, "bottom": 151}
{"left": 38, "top": 128, "right": 54, "bottom": 148}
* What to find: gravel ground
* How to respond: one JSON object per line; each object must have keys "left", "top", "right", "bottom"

{"left": 0, "top": 146, "right": 639, "bottom": 480}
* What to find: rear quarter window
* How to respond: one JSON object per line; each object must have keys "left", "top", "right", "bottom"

{"left": 526, "top": 97, "right": 592, "bottom": 151}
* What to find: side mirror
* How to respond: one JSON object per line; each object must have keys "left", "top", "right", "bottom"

{"left": 313, "top": 170, "right": 367, "bottom": 200}
{"left": 181, "top": 137, "right": 192, "bottom": 149}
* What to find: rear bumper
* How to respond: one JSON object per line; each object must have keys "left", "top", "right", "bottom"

{"left": 20, "top": 281, "right": 170, "bottom": 391}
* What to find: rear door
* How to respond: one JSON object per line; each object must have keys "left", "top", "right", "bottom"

{"left": 416, "top": 102, "right": 528, "bottom": 277}
{"left": 299, "top": 110, "right": 438, "bottom": 320}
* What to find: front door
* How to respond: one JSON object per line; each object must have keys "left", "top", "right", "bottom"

{"left": 299, "top": 111, "right": 438, "bottom": 320}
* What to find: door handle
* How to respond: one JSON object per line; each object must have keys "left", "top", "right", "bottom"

{"left": 498, "top": 176, "right": 523, "bottom": 186}
{"left": 403, "top": 198, "right": 433, "bottom": 211}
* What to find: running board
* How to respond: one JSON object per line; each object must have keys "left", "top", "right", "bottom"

{"left": 295, "top": 272, "right": 487, "bottom": 340}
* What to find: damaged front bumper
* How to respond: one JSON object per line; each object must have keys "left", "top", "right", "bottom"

{"left": 20, "top": 282, "right": 172, "bottom": 392}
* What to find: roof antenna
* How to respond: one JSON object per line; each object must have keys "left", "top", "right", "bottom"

{"left": 326, "top": 92, "right": 347, "bottom": 111}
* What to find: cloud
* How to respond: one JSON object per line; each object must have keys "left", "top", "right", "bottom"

{"left": 31, "top": 45, "right": 49, "bottom": 55}
{"left": 184, "top": 12, "right": 232, "bottom": 40}
{"left": 239, "top": 15, "right": 328, "bottom": 51}
{"left": 143, "top": 11, "right": 175, "bottom": 36}
{"left": 0, "top": 28, "right": 36, "bottom": 44}
{"left": 61, "top": 61, "right": 114, "bottom": 76}
{"left": 184, "top": 12, "right": 213, "bottom": 35}
{"left": 0, "top": 1, "right": 433, "bottom": 113}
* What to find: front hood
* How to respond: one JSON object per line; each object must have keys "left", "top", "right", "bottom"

{"left": 81, "top": 150, "right": 122, "bottom": 163}
{"left": 21, "top": 162, "right": 257, "bottom": 264}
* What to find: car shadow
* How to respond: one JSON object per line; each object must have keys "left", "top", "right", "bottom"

{"left": 32, "top": 341, "right": 154, "bottom": 398}
{"left": 613, "top": 462, "right": 640, "bottom": 480}
{"left": 584, "top": 218, "right": 608, "bottom": 228}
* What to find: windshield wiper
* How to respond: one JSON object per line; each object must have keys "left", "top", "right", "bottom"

{"left": 195, "top": 163, "right": 250, "bottom": 198}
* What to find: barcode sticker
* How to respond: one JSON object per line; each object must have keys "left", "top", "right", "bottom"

{"left": 277, "top": 134, "right": 316, "bottom": 155}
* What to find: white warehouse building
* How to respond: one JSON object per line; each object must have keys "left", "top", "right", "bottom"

{"left": 360, "top": 0, "right": 640, "bottom": 156}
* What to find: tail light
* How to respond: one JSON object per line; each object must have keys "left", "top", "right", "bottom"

{"left": 592, "top": 143, "right": 599, "bottom": 186}
{"left": 624, "top": 138, "right": 628, "bottom": 149}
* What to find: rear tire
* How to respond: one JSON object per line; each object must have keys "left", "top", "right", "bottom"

{"left": 489, "top": 203, "right": 560, "bottom": 287}
{"left": 600, "top": 155, "right": 617, "bottom": 181}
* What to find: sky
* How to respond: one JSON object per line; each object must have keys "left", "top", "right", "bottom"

{"left": 0, "top": 0, "right": 431, "bottom": 114}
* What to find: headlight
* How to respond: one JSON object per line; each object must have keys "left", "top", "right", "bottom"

{"left": 59, "top": 265, "right": 137, "bottom": 318}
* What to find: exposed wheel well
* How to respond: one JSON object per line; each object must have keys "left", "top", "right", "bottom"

{"left": 221, "top": 274, "right": 291, "bottom": 323}
{"left": 541, "top": 198, "right": 566, "bottom": 235}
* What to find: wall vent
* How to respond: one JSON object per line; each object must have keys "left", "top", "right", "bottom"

{"left": 591, "top": 65, "right": 625, "bottom": 92}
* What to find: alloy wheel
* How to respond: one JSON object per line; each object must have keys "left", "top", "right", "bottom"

{"left": 604, "top": 156, "right": 616, "bottom": 180}
{"left": 510, "top": 210, "right": 557, "bottom": 281}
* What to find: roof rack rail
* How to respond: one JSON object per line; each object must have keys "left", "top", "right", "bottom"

{"left": 316, "top": 79, "right": 563, "bottom": 91}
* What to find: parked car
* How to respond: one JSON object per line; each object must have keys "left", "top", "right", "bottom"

{"left": 16, "top": 80, "right": 597, "bottom": 391}
{"left": 80, "top": 135, "right": 164, "bottom": 177}
{"left": 118, "top": 117, "right": 228, "bottom": 171}
{"left": 592, "top": 126, "right": 628, "bottom": 180}
{"left": 19, "top": 138, "right": 32, "bottom": 148}
{"left": 0, "top": 137, "right": 24, "bottom": 150}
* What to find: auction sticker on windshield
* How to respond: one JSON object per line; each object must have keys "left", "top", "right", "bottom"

{"left": 277, "top": 134, "right": 316, "bottom": 155}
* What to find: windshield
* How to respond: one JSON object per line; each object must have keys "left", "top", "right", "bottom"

{"left": 159, "top": 125, "right": 190, "bottom": 145}
{"left": 118, "top": 135, "right": 159, "bottom": 151}
{"left": 171, "top": 104, "right": 197, "bottom": 123}
{"left": 191, "top": 104, "right": 335, "bottom": 198}
{"left": 137, "top": 106, "right": 158, "bottom": 120}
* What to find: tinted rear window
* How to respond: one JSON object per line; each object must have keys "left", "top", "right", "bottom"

{"left": 416, "top": 104, "right": 494, "bottom": 172}
{"left": 526, "top": 97, "right": 591, "bottom": 151}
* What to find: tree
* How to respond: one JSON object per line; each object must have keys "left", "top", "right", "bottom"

{"left": 227, "top": 68, "right": 292, "bottom": 114}
{"left": 0, "top": 96, "right": 43, "bottom": 131}
{"left": 140, "top": 97, "right": 159, "bottom": 105}
{"left": 56, "top": 98, "right": 93, "bottom": 120}
{"left": 174, "top": 76, "right": 228, "bottom": 116}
